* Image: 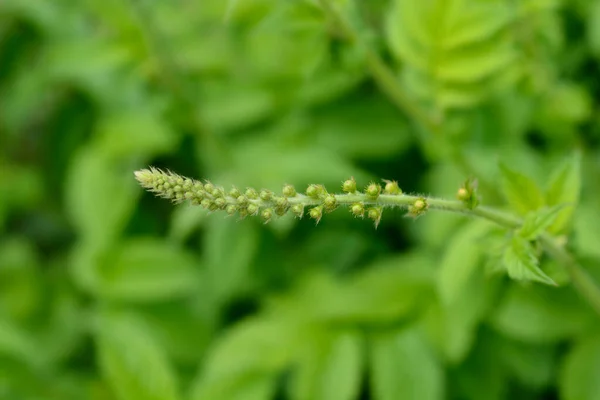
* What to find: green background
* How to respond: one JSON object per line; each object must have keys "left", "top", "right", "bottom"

{"left": 1, "top": 0, "right": 600, "bottom": 399}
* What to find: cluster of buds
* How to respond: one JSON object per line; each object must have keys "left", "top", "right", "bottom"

{"left": 134, "top": 168, "right": 439, "bottom": 228}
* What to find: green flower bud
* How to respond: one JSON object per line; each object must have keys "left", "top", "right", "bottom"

{"left": 407, "top": 198, "right": 428, "bottom": 218}
{"left": 365, "top": 182, "right": 381, "bottom": 199}
{"left": 291, "top": 204, "right": 304, "bottom": 218}
{"left": 309, "top": 206, "right": 323, "bottom": 224}
{"left": 323, "top": 194, "right": 337, "bottom": 212}
{"left": 457, "top": 178, "right": 479, "bottom": 209}
{"left": 226, "top": 204, "right": 238, "bottom": 215}
{"left": 247, "top": 203, "right": 259, "bottom": 215}
{"left": 350, "top": 202, "right": 364, "bottom": 218}
{"left": 174, "top": 185, "right": 183, "bottom": 193}
{"left": 229, "top": 187, "right": 241, "bottom": 198}
{"left": 456, "top": 187, "right": 469, "bottom": 202}
{"left": 306, "top": 184, "right": 325, "bottom": 199}
{"left": 204, "top": 182, "right": 214, "bottom": 192}
{"left": 342, "top": 177, "right": 357, "bottom": 193}
{"left": 413, "top": 198, "right": 427, "bottom": 211}
{"left": 214, "top": 197, "right": 226, "bottom": 209}
{"left": 245, "top": 188, "right": 258, "bottom": 199}
{"left": 274, "top": 197, "right": 289, "bottom": 216}
{"left": 383, "top": 180, "right": 402, "bottom": 195}
{"left": 237, "top": 195, "right": 248, "bottom": 206}
{"left": 211, "top": 188, "right": 223, "bottom": 198}
{"left": 367, "top": 206, "right": 383, "bottom": 228}
{"left": 261, "top": 208, "right": 273, "bottom": 223}
{"left": 282, "top": 184, "right": 297, "bottom": 197}
{"left": 260, "top": 190, "right": 273, "bottom": 201}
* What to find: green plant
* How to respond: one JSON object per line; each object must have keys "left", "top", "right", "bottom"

{"left": 3, "top": 0, "right": 600, "bottom": 399}
{"left": 134, "top": 156, "right": 600, "bottom": 315}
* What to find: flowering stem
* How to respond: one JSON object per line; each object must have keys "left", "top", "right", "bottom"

{"left": 134, "top": 167, "right": 600, "bottom": 316}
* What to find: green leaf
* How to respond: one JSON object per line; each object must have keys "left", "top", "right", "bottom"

{"left": 429, "top": 220, "right": 500, "bottom": 363}
{"left": 587, "top": 0, "right": 600, "bottom": 57}
{"left": 312, "top": 94, "right": 411, "bottom": 160}
{"left": 490, "top": 284, "right": 596, "bottom": 343}
{"left": 560, "top": 334, "right": 600, "bottom": 400}
{"left": 0, "top": 316, "right": 47, "bottom": 369}
{"left": 428, "top": 266, "right": 500, "bottom": 363}
{"left": 370, "top": 327, "right": 444, "bottom": 400}
{"left": 188, "top": 317, "right": 301, "bottom": 400}
{"left": 203, "top": 217, "right": 259, "bottom": 304}
{"left": 168, "top": 205, "right": 207, "bottom": 244}
{"left": 97, "top": 238, "right": 200, "bottom": 302}
{"left": 95, "top": 111, "right": 179, "bottom": 158}
{"left": 495, "top": 337, "right": 556, "bottom": 389}
{"left": 95, "top": 312, "right": 180, "bottom": 400}
{"left": 545, "top": 152, "right": 581, "bottom": 234}
{"left": 517, "top": 205, "right": 567, "bottom": 240}
{"left": 386, "top": 0, "right": 516, "bottom": 109}
{"left": 451, "top": 331, "right": 509, "bottom": 400}
{"left": 437, "top": 220, "right": 491, "bottom": 304}
{"left": 503, "top": 236, "right": 556, "bottom": 285}
{"left": 499, "top": 163, "right": 545, "bottom": 215}
{"left": 289, "top": 330, "right": 363, "bottom": 400}
{"left": 65, "top": 146, "right": 138, "bottom": 248}
{"left": 269, "top": 252, "right": 435, "bottom": 325}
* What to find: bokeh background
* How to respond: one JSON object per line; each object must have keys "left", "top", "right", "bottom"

{"left": 1, "top": 0, "right": 600, "bottom": 399}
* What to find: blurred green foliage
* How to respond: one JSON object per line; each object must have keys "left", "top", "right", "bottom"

{"left": 1, "top": 0, "right": 600, "bottom": 399}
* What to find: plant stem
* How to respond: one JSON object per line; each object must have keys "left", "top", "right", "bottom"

{"left": 540, "top": 234, "right": 600, "bottom": 316}
{"left": 136, "top": 167, "right": 600, "bottom": 316}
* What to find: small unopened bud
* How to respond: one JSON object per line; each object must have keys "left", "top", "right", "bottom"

{"left": 200, "top": 199, "right": 212, "bottom": 209}
{"left": 247, "top": 203, "right": 259, "bottom": 215}
{"left": 323, "top": 194, "right": 337, "bottom": 212}
{"left": 245, "top": 188, "right": 258, "bottom": 199}
{"left": 226, "top": 204, "right": 238, "bottom": 215}
{"left": 456, "top": 187, "right": 469, "bottom": 201}
{"left": 383, "top": 180, "right": 402, "bottom": 195}
{"left": 365, "top": 182, "right": 381, "bottom": 199}
{"left": 274, "top": 197, "right": 289, "bottom": 216}
{"left": 309, "top": 206, "right": 323, "bottom": 224}
{"left": 413, "top": 198, "right": 427, "bottom": 211}
{"left": 237, "top": 195, "right": 248, "bottom": 206}
{"left": 367, "top": 206, "right": 383, "bottom": 228}
{"left": 342, "top": 178, "right": 357, "bottom": 193}
{"left": 261, "top": 208, "right": 273, "bottom": 223}
{"left": 214, "top": 197, "right": 226, "bottom": 209}
{"left": 282, "top": 184, "right": 296, "bottom": 197}
{"left": 407, "top": 198, "right": 428, "bottom": 218}
{"left": 351, "top": 202, "right": 364, "bottom": 218}
{"left": 260, "top": 190, "right": 273, "bottom": 201}
{"left": 306, "top": 184, "right": 325, "bottom": 199}
{"left": 457, "top": 178, "right": 479, "bottom": 209}
{"left": 229, "top": 187, "right": 241, "bottom": 198}
{"left": 291, "top": 204, "right": 304, "bottom": 218}
{"left": 204, "top": 182, "right": 214, "bottom": 192}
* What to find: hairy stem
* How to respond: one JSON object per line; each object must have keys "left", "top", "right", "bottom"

{"left": 135, "top": 167, "right": 600, "bottom": 317}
